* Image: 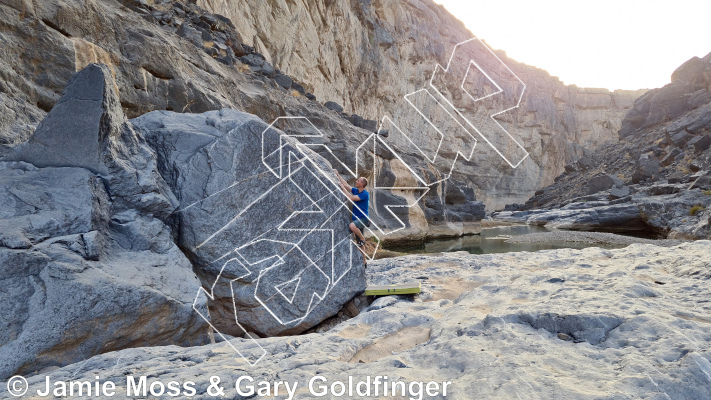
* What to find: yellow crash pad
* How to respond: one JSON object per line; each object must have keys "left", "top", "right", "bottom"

{"left": 364, "top": 281, "right": 421, "bottom": 296}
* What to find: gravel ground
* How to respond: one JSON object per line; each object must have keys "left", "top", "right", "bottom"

{"left": 28, "top": 241, "right": 711, "bottom": 399}
{"left": 505, "top": 230, "right": 687, "bottom": 247}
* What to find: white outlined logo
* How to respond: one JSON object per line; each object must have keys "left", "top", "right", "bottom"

{"left": 192, "top": 37, "right": 526, "bottom": 366}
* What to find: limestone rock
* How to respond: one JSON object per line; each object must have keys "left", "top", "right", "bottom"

{"left": 19, "top": 241, "right": 711, "bottom": 399}
{"left": 0, "top": 211, "right": 208, "bottom": 380}
{"left": 199, "top": 0, "right": 643, "bottom": 209}
{"left": 524, "top": 52, "right": 711, "bottom": 212}
{"left": 0, "top": 0, "right": 645, "bottom": 226}
{"left": 498, "top": 185, "right": 711, "bottom": 239}
{"left": 0, "top": 64, "right": 210, "bottom": 380}
{"left": 587, "top": 174, "right": 623, "bottom": 195}
{"left": 0, "top": 162, "right": 109, "bottom": 249}
{"left": 0, "top": 92, "right": 46, "bottom": 145}
{"left": 132, "top": 109, "right": 367, "bottom": 337}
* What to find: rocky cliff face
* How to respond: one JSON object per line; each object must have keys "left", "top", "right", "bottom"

{"left": 517, "top": 53, "right": 711, "bottom": 239}
{"left": 198, "top": 0, "right": 645, "bottom": 210}
{"left": 0, "top": 0, "right": 642, "bottom": 226}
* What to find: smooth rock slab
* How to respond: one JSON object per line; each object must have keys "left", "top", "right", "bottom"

{"left": 500, "top": 186, "right": 711, "bottom": 239}
{"left": 0, "top": 64, "right": 210, "bottom": 380}
{"left": 20, "top": 241, "right": 711, "bottom": 399}
{"left": 133, "top": 109, "right": 366, "bottom": 337}
{"left": 0, "top": 163, "right": 208, "bottom": 380}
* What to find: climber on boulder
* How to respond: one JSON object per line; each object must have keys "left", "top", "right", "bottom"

{"left": 334, "top": 169, "right": 370, "bottom": 248}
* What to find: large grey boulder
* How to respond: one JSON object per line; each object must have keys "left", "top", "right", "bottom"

{"left": 133, "top": 109, "right": 367, "bottom": 337}
{"left": 0, "top": 65, "right": 210, "bottom": 379}
{"left": 587, "top": 174, "right": 623, "bottom": 195}
{"left": 0, "top": 162, "right": 208, "bottom": 380}
{"left": 633, "top": 154, "right": 660, "bottom": 183}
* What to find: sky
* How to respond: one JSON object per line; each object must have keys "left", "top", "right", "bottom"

{"left": 432, "top": 0, "right": 711, "bottom": 90}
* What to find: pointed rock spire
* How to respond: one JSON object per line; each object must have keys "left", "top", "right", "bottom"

{"left": 13, "top": 63, "right": 125, "bottom": 175}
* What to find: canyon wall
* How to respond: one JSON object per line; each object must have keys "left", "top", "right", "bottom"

{"left": 514, "top": 52, "right": 711, "bottom": 240}
{"left": 0, "top": 0, "right": 643, "bottom": 240}
{"left": 199, "top": 0, "right": 645, "bottom": 210}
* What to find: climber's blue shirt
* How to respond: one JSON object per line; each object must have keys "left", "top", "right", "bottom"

{"left": 351, "top": 188, "right": 369, "bottom": 221}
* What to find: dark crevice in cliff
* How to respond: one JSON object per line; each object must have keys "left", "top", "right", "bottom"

{"left": 41, "top": 19, "right": 72, "bottom": 38}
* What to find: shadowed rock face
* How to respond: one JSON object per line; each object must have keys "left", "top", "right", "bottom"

{"left": 0, "top": 64, "right": 210, "bottom": 380}
{"left": 132, "top": 109, "right": 367, "bottom": 337}
{"left": 10, "top": 64, "right": 123, "bottom": 174}
{"left": 620, "top": 54, "right": 711, "bottom": 139}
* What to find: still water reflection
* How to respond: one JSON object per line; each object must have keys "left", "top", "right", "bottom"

{"left": 385, "top": 225, "right": 623, "bottom": 255}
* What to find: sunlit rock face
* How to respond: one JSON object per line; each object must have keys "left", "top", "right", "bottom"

{"left": 1, "top": 0, "right": 643, "bottom": 240}
{"left": 198, "top": 0, "right": 645, "bottom": 211}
